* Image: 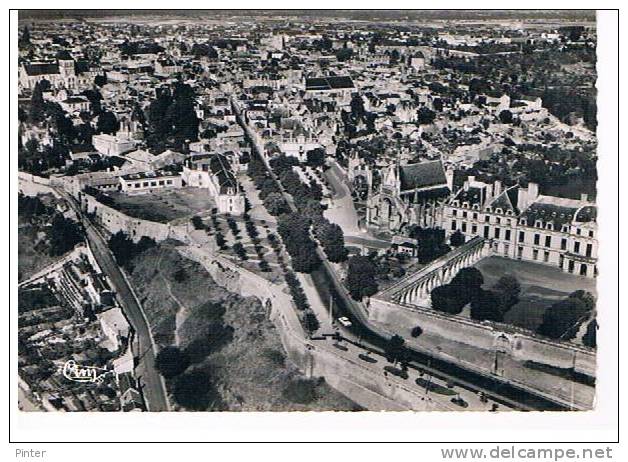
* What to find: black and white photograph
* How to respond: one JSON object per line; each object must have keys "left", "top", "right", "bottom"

{"left": 7, "top": 2, "right": 620, "bottom": 451}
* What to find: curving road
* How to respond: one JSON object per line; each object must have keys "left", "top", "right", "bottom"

{"left": 55, "top": 188, "right": 170, "bottom": 412}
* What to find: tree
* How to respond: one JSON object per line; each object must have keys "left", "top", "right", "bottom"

{"left": 97, "top": 111, "right": 119, "bottom": 134}
{"left": 289, "top": 242, "right": 321, "bottom": 273}
{"left": 431, "top": 284, "right": 466, "bottom": 315}
{"left": 29, "top": 81, "right": 46, "bottom": 123}
{"left": 384, "top": 334, "right": 406, "bottom": 364}
{"left": 499, "top": 109, "right": 513, "bottom": 124}
{"left": 410, "top": 326, "right": 423, "bottom": 338}
{"left": 306, "top": 148, "right": 326, "bottom": 168}
{"left": 145, "top": 83, "right": 199, "bottom": 151}
{"left": 314, "top": 219, "right": 348, "bottom": 263}
{"left": 173, "top": 369, "right": 222, "bottom": 410}
{"left": 54, "top": 114, "right": 77, "bottom": 143}
{"left": 94, "top": 74, "right": 107, "bottom": 87}
{"left": 279, "top": 169, "right": 305, "bottom": 196}
{"left": 350, "top": 94, "right": 365, "bottom": 120}
{"left": 47, "top": 215, "right": 83, "bottom": 256}
{"left": 154, "top": 346, "right": 190, "bottom": 379}
{"left": 450, "top": 230, "right": 465, "bottom": 247}
{"left": 389, "top": 49, "right": 400, "bottom": 65}
{"left": 409, "top": 226, "right": 450, "bottom": 263}
{"left": 81, "top": 89, "right": 103, "bottom": 114}
{"left": 346, "top": 256, "right": 378, "bottom": 301}
{"left": 470, "top": 289, "right": 504, "bottom": 322}
{"left": 537, "top": 296, "right": 592, "bottom": 340}
{"left": 450, "top": 267, "right": 484, "bottom": 299}
{"left": 417, "top": 106, "right": 436, "bottom": 125}
{"left": 568, "top": 290, "right": 596, "bottom": 311}
{"left": 107, "top": 231, "right": 155, "bottom": 269}
{"left": 232, "top": 242, "right": 247, "bottom": 260}
{"left": 304, "top": 311, "right": 320, "bottom": 334}
{"left": 263, "top": 192, "right": 289, "bottom": 216}
{"left": 19, "top": 26, "right": 31, "bottom": 48}
{"left": 582, "top": 319, "right": 597, "bottom": 348}
{"left": 191, "top": 215, "right": 204, "bottom": 230}
{"left": 493, "top": 275, "right": 521, "bottom": 311}
{"left": 335, "top": 47, "right": 354, "bottom": 62}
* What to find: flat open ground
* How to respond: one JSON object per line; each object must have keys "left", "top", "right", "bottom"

{"left": 108, "top": 188, "right": 214, "bottom": 224}
{"left": 474, "top": 256, "right": 597, "bottom": 331}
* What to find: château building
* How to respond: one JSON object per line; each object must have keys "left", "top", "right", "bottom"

{"left": 181, "top": 153, "right": 246, "bottom": 215}
{"left": 442, "top": 177, "right": 598, "bottom": 278}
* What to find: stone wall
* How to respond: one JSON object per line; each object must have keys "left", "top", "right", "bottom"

{"left": 369, "top": 298, "right": 595, "bottom": 408}
{"left": 79, "top": 192, "right": 189, "bottom": 243}
{"left": 18, "top": 172, "right": 59, "bottom": 198}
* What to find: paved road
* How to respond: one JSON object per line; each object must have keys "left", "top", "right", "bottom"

{"left": 55, "top": 189, "right": 170, "bottom": 412}
{"left": 235, "top": 111, "right": 567, "bottom": 411}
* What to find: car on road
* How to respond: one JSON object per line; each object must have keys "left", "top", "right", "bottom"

{"left": 451, "top": 396, "right": 469, "bottom": 408}
{"left": 358, "top": 353, "right": 378, "bottom": 363}
{"left": 333, "top": 343, "right": 349, "bottom": 351}
{"left": 337, "top": 316, "right": 352, "bottom": 327}
{"left": 384, "top": 365, "right": 409, "bottom": 379}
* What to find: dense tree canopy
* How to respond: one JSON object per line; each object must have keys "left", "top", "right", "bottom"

{"left": 96, "top": 110, "right": 119, "bottom": 135}
{"left": 107, "top": 231, "right": 157, "bottom": 269}
{"left": 536, "top": 291, "right": 595, "bottom": 340}
{"left": 146, "top": 83, "right": 199, "bottom": 152}
{"left": 346, "top": 255, "right": 378, "bottom": 301}
{"left": 154, "top": 346, "right": 190, "bottom": 379}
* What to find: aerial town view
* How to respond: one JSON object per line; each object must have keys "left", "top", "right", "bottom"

{"left": 16, "top": 9, "right": 599, "bottom": 414}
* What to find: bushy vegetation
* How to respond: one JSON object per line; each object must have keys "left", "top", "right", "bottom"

{"left": 407, "top": 226, "right": 451, "bottom": 263}
{"left": 346, "top": 255, "right": 378, "bottom": 301}
{"left": 18, "top": 193, "right": 83, "bottom": 256}
{"left": 145, "top": 82, "right": 199, "bottom": 153}
{"left": 277, "top": 213, "right": 321, "bottom": 273}
{"left": 107, "top": 231, "right": 157, "bottom": 269}
{"left": 536, "top": 290, "right": 595, "bottom": 340}
{"left": 154, "top": 346, "right": 190, "bottom": 379}
{"left": 431, "top": 267, "right": 484, "bottom": 315}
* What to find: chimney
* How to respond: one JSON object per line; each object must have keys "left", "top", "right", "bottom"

{"left": 494, "top": 180, "right": 502, "bottom": 197}
{"left": 528, "top": 182, "right": 539, "bottom": 201}
{"left": 517, "top": 182, "right": 539, "bottom": 212}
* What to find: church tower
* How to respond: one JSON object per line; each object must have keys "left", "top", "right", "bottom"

{"left": 382, "top": 161, "right": 400, "bottom": 194}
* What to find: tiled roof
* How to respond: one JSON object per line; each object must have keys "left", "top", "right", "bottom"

{"left": 305, "top": 75, "right": 354, "bottom": 91}
{"left": 520, "top": 202, "right": 578, "bottom": 228}
{"left": 454, "top": 186, "right": 484, "bottom": 207}
{"left": 574, "top": 205, "right": 597, "bottom": 223}
{"left": 488, "top": 186, "right": 519, "bottom": 214}
{"left": 398, "top": 160, "right": 447, "bottom": 191}
{"left": 24, "top": 63, "right": 60, "bottom": 76}
{"left": 188, "top": 153, "right": 238, "bottom": 193}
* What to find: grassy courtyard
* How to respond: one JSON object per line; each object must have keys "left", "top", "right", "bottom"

{"left": 107, "top": 188, "right": 214, "bottom": 224}
{"left": 473, "top": 256, "right": 597, "bottom": 331}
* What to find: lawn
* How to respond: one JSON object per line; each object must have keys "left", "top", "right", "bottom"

{"left": 107, "top": 188, "right": 214, "bottom": 224}
{"left": 474, "top": 256, "right": 596, "bottom": 331}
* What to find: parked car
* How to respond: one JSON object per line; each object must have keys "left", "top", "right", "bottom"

{"left": 384, "top": 365, "right": 409, "bottom": 379}
{"left": 358, "top": 353, "right": 377, "bottom": 363}
{"left": 337, "top": 316, "right": 352, "bottom": 327}
{"left": 451, "top": 396, "right": 469, "bottom": 408}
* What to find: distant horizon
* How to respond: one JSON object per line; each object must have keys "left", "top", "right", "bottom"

{"left": 18, "top": 9, "right": 596, "bottom": 23}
